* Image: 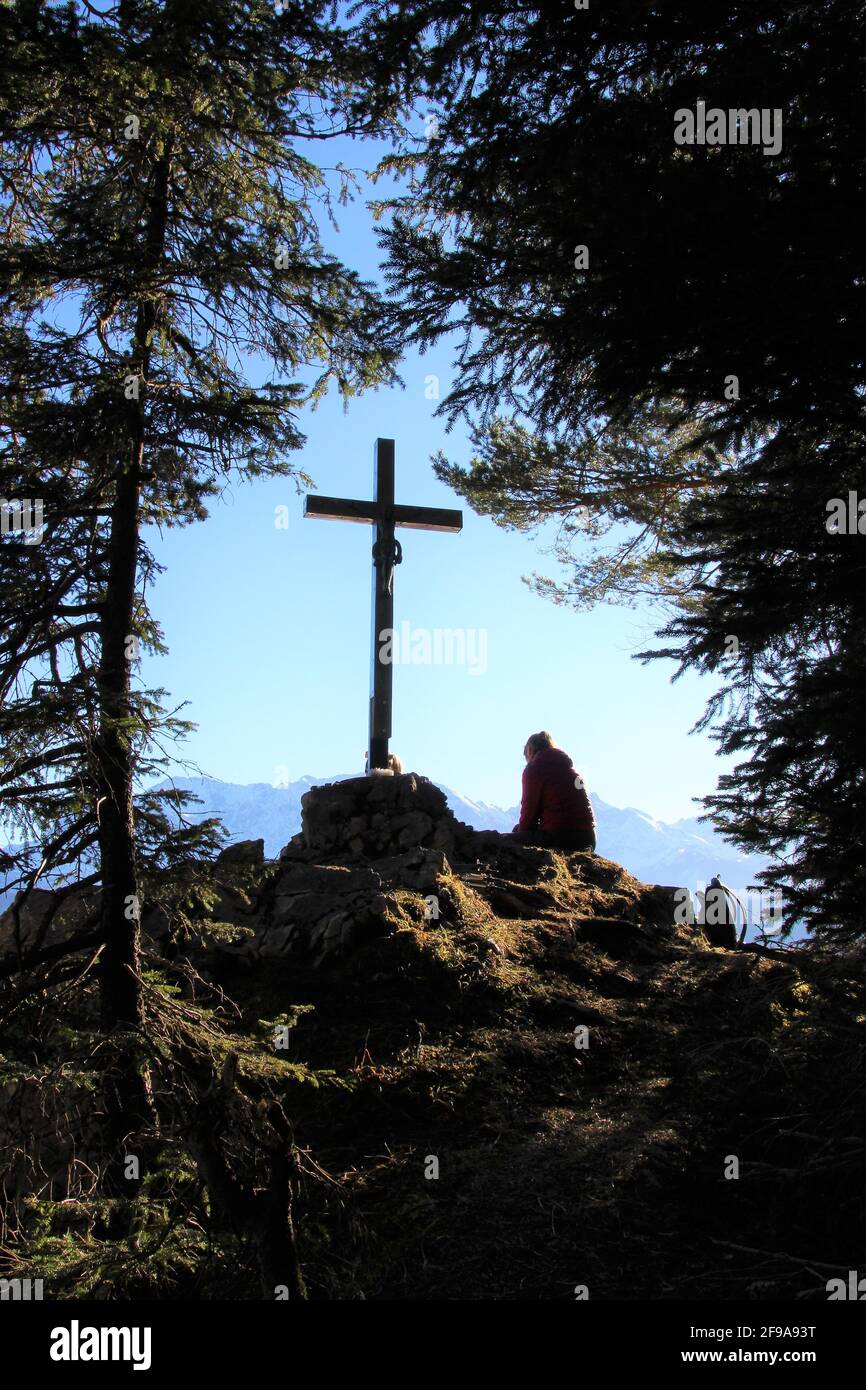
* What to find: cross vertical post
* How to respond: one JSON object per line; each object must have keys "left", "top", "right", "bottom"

{"left": 369, "top": 438, "right": 395, "bottom": 770}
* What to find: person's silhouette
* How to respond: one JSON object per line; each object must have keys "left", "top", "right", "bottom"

{"left": 511, "top": 731, "right": 596, "bottom": 852}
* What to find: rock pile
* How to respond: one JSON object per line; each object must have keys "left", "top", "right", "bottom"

{"left": 291, "top": 772, "right": 472, "bottom": 861}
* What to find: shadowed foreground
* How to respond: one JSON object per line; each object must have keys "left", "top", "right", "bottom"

{"left": 1, "top": 779, "right": 863, "bottom": 1299}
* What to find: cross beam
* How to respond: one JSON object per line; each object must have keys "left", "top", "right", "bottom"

{"left": 304, "top": 438, "right": 463, "bottom": 769}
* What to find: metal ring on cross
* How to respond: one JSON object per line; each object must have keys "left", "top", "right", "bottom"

{"left": 372, "top": 536, "right": 403, "bottom": 568}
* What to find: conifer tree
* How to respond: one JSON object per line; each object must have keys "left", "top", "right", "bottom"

{"left": 366, "top": 0, "right": 866, "bottom": 938}
{"left": 1, "top": 0, "right": 403, "bottom": 1025}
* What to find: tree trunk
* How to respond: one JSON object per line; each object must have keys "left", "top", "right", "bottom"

{"left": 96, "top": 455, "right": 144, "bottom": 1031}
{"left": 96, "top": 144, "right": 172, "bottom": 1034}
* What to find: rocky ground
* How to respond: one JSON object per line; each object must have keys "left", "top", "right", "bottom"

{"left": 1, "top": 775, "right": 864, "bottom": 1299}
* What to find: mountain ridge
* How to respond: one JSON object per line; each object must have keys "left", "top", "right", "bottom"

{"left": 150, "top": 772, "right": 772, "bottom": 897}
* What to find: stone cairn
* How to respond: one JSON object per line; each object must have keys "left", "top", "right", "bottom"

{"left": 297, "top": 771, "right": 468, "bottom": 861}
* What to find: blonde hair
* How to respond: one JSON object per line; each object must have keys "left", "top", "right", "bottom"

{"left": 525, "top": 731, "right": 555, "bottom": 756}
{"left": 388, "top": 753, "right": 404, "bottom": 774}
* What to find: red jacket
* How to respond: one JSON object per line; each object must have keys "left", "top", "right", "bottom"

{"left": 517, "top": 747, "right": 595, "bottom": 834}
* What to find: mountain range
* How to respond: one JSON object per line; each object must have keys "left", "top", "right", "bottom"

{"left": 154, "top": 773, "right": 772, "bottom": 902}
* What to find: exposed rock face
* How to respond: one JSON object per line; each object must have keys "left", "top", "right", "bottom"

{"left": 0, "top": 884, "right": 101, "bottom": 957}
{"left": 255, "top": 861, "right": 386, "bottom": 963}
{"left": 217, "top": 838, "right": 265, "bottom": 867}
{"left": 241, "top": 848, "right": 457, "bottom": 966}
{"left": 234, "top": 775, "right": 685, "bottom": 966}
{"left": 0, "top": 773, "right": 693, "bottom": 973}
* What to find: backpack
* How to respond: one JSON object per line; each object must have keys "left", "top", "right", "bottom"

{"left": 698, "top": 876, "right": 747, "bottom": 948}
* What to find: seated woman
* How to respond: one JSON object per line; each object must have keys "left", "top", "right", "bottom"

{"left": 511, "top": 731, "right": 596, "bottom": 851}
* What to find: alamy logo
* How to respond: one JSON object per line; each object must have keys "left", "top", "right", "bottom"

{"left": 674, "top": 882, "right": 782, "bottom": 935}
{"left": 826, "top": 492, "right": 866, "bottom": 535}
{"left": 378, "top": 622, "right": 488, "bottom": 676}
{"left": 826, "top": 1270, "right": 866, "bottom": 1299}
{"left": 674, "top": 101, "right": 783, "bottom": 156}
{"left": 0, "top": 1277, "right": 43, "bottom": 1300}
{"left": 0, "top": 497, "right": 44, "bottom": 543}
{"left": 49, "top": 1320, "right": 152, "bottom": 1371}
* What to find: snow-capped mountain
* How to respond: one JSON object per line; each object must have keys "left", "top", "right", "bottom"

{"left": 148, "top": 774, "right": 771, "bottom": 895}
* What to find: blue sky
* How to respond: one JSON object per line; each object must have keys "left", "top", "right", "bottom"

{"left": 139, "top": 134, "right": 735, "bottom": 824}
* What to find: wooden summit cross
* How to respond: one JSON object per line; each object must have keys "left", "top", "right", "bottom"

{"left": 304, "top": 439, "right": 463, "bottom": 770}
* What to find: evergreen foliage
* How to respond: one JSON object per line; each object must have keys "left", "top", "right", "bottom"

{"left": 367, "top": 0, "right": 866, "bottom": 937}
{"left": 0, "top": 0, "right": 403, "bottom": 1023}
